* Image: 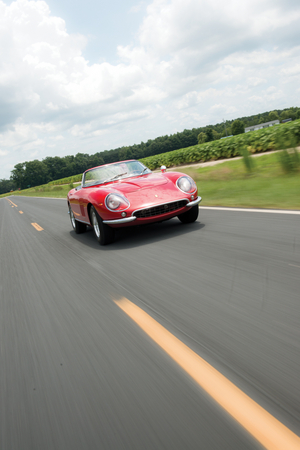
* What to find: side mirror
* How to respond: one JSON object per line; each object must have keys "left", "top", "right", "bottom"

{"left": 161, "top": 165, "right": 166, "bottom": 173}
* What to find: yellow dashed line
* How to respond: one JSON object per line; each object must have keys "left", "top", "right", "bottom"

{"left": 5, "top": 199, "right": 43, "bottom": 229}
{"left": 115, "top": 298, "right": 300, "bottom": 450}
{"left": 31, "top": 223, "right": 44, "bottom": 231}
{"left": 6, "top": 198, "right": 18, "bottom": 207}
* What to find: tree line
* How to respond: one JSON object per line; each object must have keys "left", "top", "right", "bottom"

{"left": 1, "top": 107, "right": 299, "bottom": 194}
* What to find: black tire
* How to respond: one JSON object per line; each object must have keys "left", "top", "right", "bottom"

{"left": 69, "top": 204, "right": 86, "bottom": 233}
{"left": 90, "top": 206, "right": 115, "bottom": 245}
{"left": 178, "top": 205, "right": 199, "bottom": 224}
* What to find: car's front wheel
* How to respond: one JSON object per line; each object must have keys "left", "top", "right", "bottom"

{"left": 69, "top": 204, "right": 86, "bottom": 233}
{"left": 90, "top": 206, "right": 115, "bottom": 245}
{"left": 178, "top": 205, "right": 199, "bottom": 223}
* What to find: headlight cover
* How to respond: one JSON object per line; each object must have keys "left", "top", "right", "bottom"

{"left": 176, "top": 176, "right": 197, "bottom": 194}
{"left": 105, "top": 193, "right": 130, "bottom": 211}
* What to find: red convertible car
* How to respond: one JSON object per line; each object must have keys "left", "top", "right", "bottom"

{"left": 67, "top": 160, "right": 201, "bottom": 245}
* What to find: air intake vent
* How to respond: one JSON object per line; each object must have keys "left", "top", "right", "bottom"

{"left": 134, "top": 200, "right": 187, "bottom": 218}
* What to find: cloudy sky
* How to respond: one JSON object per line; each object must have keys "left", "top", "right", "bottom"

{"left": 0, "top": 0, "right": 300, "bottom": 179}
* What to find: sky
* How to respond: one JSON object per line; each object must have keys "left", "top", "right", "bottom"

{"left": 0, "top": 0, "right": 300, "bottom": 179}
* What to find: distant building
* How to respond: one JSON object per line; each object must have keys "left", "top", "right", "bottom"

{"left": 245, "top": 120, "right": 279, "bottom": 133}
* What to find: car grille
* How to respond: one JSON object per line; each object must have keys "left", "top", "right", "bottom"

{"left": 133, "top": 200, "right": 187, "bottom": 218}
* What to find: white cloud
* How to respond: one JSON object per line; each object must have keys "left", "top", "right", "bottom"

{"left": 281, "top": 63, "right": 300, "bottom": 76}
{"left": 50, "top": 135, "right": 64, "bottom": 141}
{"left": 0, "top": 0, "right": 300, "bottom": 179}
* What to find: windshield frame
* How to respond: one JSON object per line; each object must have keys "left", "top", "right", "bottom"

{"left": 82, "top": 160, "right": 151, "bottom": 188}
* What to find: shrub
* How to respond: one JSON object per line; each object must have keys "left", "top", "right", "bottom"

{"left": 278, "top": 149, "right": 299, "bottom": 173}
{"left": 293, "top": 148, "right": 300, "bottom": 168}
{"left": 241, "top": 146, "right": 255, "bottom": 173}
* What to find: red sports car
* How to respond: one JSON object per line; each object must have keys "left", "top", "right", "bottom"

{"left": 67, "top": 160, "right": 201, "bottom": 245}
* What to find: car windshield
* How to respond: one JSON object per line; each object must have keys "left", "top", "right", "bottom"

{"left": 83, "top": 161, "right": 151, "bottom": 187}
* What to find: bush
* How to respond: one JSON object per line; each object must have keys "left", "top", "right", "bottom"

{"left": 241, "top": 146, "right": 255, "bottom": 173}
{"left": 278, "top": 149, "right": 300, "bottom": 173}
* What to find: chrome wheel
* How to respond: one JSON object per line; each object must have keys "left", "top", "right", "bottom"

{"left": 70, "top": 207, "right": 76, "bottom": 229}
{"left": 90, "top": 206, "right": 115, "bottom": 245}
{"left": 91, "top": 210, "right": 100, "bottom": 239}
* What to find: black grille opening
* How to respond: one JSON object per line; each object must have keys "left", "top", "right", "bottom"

{"left": 134, "top": 200, "right": 187, "bottom": 218}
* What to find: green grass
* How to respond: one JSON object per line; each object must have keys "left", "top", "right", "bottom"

{"left": 1, "top": 152, "right": 299, "bottom": 209}
{"left": 176, "top": 152, "right": 300, "bottom": 209}
{"left": 1, "top": 183, "right": 73, "bottom": 199}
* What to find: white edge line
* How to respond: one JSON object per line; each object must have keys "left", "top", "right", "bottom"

{"left": 200, "top": 206, "right": 300, "bottom": 215}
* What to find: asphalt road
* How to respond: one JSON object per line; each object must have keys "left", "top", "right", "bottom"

{"left": 1, "top": 196, "right": 299, "bottom": 450}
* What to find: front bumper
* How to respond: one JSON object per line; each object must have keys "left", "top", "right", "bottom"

{"left": 102, "top": 196, "right": 202, "bottom": 225}
{"left": 186, "top": 196, "right": 202, "bottom": 207}
{"left": 103, "top": 216, "right": 137, "bottom": 224}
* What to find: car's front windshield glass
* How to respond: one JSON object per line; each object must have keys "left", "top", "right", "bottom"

{"left": 83, "top": 161, "right": 151, "bottom": 187}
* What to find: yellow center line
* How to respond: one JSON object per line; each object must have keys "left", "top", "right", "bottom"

{"left": 6, "top": 198, "right": 18, "bottom": 207}
{"left": 31, "top": 223, "right": 44, "bottom": 231}
{"left": 115, "top": 298, "right": 300, "bottom": 450}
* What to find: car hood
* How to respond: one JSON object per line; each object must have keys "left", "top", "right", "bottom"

{"left": 111, "top": 173, "right": 169, "bottom": 193}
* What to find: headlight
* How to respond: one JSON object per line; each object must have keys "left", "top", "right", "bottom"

{"left": 105, "top": 193, "right": 130, "bottom": 211}
{"left": 176, "top": 176, "right": 197, "bottom": 194}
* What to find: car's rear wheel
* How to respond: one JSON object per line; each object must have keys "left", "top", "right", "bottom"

{"left": 90, "top": 206, "right": 115, "bottom": 245}
{"left": 69, "top": 204, "right": 86, "bottom": 233}
{"left": 178, "top": 204, "right": 199, "bottom": 223}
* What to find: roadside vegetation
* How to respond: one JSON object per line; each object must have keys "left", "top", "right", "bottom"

{"left": 1, "top": 112, "right": 299, "bottom": 209}
{"left": 140, "top": 119, "right": 300, "bottom": 170}
{"left": 2, "top": 150, "right": 299, "bottom": 210}
{"left": 1, "top": 107, "right": 299, "bottom": 193}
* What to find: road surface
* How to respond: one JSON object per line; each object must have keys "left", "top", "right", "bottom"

{"left": 1, "top": 196, "right": 299, "bottom": 449}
